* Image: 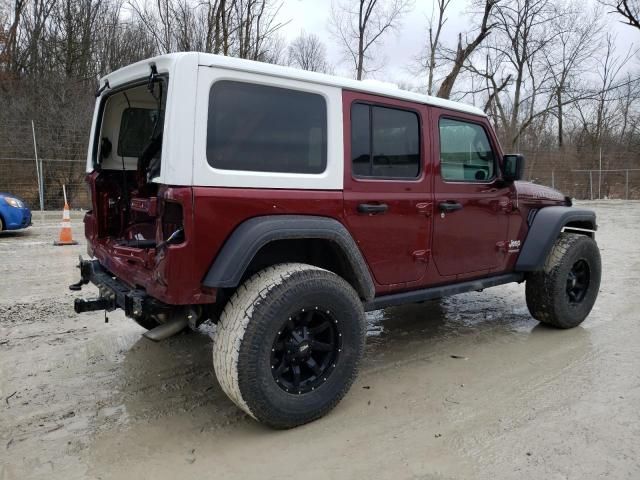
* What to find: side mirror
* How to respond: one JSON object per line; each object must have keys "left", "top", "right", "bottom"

{"left": 503, "top": 154, "right": 525, "bottom": 182}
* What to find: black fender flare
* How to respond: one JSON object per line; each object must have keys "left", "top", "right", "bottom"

{"left": 515, "top": 206, "right": 597, "bottom": 271}
{"left": 202, "top": 215, "right": 376, "bottom": 301}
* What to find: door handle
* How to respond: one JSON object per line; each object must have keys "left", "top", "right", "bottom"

{"left": 357, "top": 203, "right": 388, "bottom": 214}
{"left": 438, "top": 201, "right": 463, "bottom": 212}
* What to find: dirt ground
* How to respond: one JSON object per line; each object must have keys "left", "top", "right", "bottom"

{"left": 1, "top": 202, "right": 639, "bottom": 480}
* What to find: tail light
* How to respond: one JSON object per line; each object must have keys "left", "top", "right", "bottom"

{"left": 162, "top": 201, "right": 184, "bottom": 245}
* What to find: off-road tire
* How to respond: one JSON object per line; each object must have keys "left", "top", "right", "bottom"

{"left": 526, "top": 233, "right": 601, "bottom": 328}
{"left": 212, "top": 263, "right": 366, "bottom": 429}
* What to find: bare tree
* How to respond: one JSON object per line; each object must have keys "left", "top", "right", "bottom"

{"left": 129, "top": 0, "right": 174, "bottom": 53}
{"left": 470, "top": 0, "right": 563, "bottom": 146}
{"left": 411, "top": 0, "right": 496, "bottom": 98}
{"left": 287, "top": 30, "right": 331, "bottom": 72}
{"left": 329, "top": 0, "right": 412, "bottom": 80}
{"left": 256, "top": 31, "right": 287, "bottom": 63}
{"left": 615, "top": 72, "right": 640, "bottom": 146}
{"left": 232, "top": 0, "right": 287, "bottom": 60}
{"left": 413, "top": 0, "right": 450, "bottom": 95}
{"left": 128, "top": 0, "right": 287, "bottom": 59}
{"left": 0, "top": 0, "right": 27, "bottom": 74}
{"left": 436, "top": 0, "right": 496, "bottom": 99}
{"left": 574, "top": 33, "right": 639, "bottom": 149}
{"left": 542, "top": 4, "right": 604, "bottom": 148}
{"left": 208, "top": 0, "right": 232, "bottom": 54}
{"left": 600, "top": 0, "right": 640, "bottom": 30}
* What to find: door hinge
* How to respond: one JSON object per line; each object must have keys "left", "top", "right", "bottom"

{"left": 412, "top": 249, "right": 431, "bottom": 263}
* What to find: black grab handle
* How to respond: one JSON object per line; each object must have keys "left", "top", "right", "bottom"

{"left": 357, "top": 203, "right": 389, "bottom": 214}
{"left": 438, "top": 201, "right": 463, "bottom": 212}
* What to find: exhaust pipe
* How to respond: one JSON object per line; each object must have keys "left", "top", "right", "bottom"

{"left": 143, "top": 315, "right": 189, "bottom": 342}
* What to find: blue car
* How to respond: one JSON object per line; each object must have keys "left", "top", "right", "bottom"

{"left": 0, "top": 193, "right": 32, "bottom": 231}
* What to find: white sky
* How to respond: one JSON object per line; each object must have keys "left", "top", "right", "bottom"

{"left": 276, "top": 0, "right": 637, "bottom": 87}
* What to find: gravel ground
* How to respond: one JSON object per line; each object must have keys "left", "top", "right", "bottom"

{"left": 1, "top": 202, "right": 639, "bottom": 480}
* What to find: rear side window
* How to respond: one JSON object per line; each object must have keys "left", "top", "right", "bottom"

{"left": 207, "top": 81, "right": 327, "bottom": 174}
{"left": 439, "top": 118, "right": 495, "bottom": 182}
{"left": 117, "top": 108, "right": 161, "bottom": 158}
{"left": 350, "top": 103, "right": 420, "bottom": 179}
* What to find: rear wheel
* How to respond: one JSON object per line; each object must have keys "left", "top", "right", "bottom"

{"left": 0, "top": 216, "right": 4, "bottom": 231}
{"left": 525, "top": 233, "right": 601, "bottom": 328}
{"left": 213, "top": 263, "right": 365, "bottom": 429}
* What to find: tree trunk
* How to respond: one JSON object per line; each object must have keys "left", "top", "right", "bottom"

{"left": 357, "top": 36, "right": 364, "bottom": 80}
{"left": 557, "top": 88, "right": 563, "bottom": 149}
{"left": 436, "top": 0, "right": 494, "bottom": 99}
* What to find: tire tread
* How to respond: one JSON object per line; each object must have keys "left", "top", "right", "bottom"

{"left": 526, "top": 233, "right": 600, "bottom": 328}
{"left": 213, "top": 263, "right": 328, "bottom": 420}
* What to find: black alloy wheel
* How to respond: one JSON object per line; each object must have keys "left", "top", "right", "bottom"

{"left": 271, "top": 307, "right": 341, "bottom": 394}
{"left": 566, "top": 259, "right": 590, "bottom": 304}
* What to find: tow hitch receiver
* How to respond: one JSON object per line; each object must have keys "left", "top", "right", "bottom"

{"left": 70, "top": 257, "right": 193, "bottom": 340}
{"left": 74, "top": 297, "right": 115, "bottom": 313}
{"left": 70, "top": 257, "right": 169, "bottom": 320}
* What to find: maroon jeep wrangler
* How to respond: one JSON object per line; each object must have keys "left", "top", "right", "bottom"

{"left": 72, "top": 53, "right": 601, "bottom": 428}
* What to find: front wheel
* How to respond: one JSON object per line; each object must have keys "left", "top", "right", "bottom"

{"left": 525, "top": 233, "right": 601, "bottom": 328}
{"left": 212, "top": 263, "right": 366, "bottom": 429}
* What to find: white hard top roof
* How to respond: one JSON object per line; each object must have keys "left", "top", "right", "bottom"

{"left": 102, "top": 52, "right": 486, "bottom": 117}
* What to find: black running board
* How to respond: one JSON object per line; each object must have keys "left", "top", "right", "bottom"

{"left": 364, "top": 273, "right": 524, "bottom": 311}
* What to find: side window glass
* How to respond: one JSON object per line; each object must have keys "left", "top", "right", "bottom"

{"left": 351, "top": 103, "right": 420, "bottom": 179}
{"left": 351, "top": 103, "right": 371, "bottom": 177}
{"left": 207, "top": 81, "right": 327, "bottom": 174}
{"left": 439, "top": 118, "right": 495, "bottom": 182}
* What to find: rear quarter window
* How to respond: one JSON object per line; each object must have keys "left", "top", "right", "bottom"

{"left": 206, "top": 81, "right": 327, "bottom": 174}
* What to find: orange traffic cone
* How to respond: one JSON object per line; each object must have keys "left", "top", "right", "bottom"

{"left": 54, "top": 201, "right": 78, "bottom": 246}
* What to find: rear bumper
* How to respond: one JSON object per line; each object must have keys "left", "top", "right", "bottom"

{"left": 73, "top": 259, "right": 171, "bottom": 318}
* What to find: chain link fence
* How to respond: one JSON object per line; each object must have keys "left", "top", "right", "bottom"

{"left": 0, "top": 158, "right": 90, "bottom": 210}
{"left": 1, "top": 122, "right": 639, "bottom": 210}
{"left": 520, "top": 149, "right": 640, "bottom": 200}
{"left": 0, "top": 122, "right": 90, "bottom": 210}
